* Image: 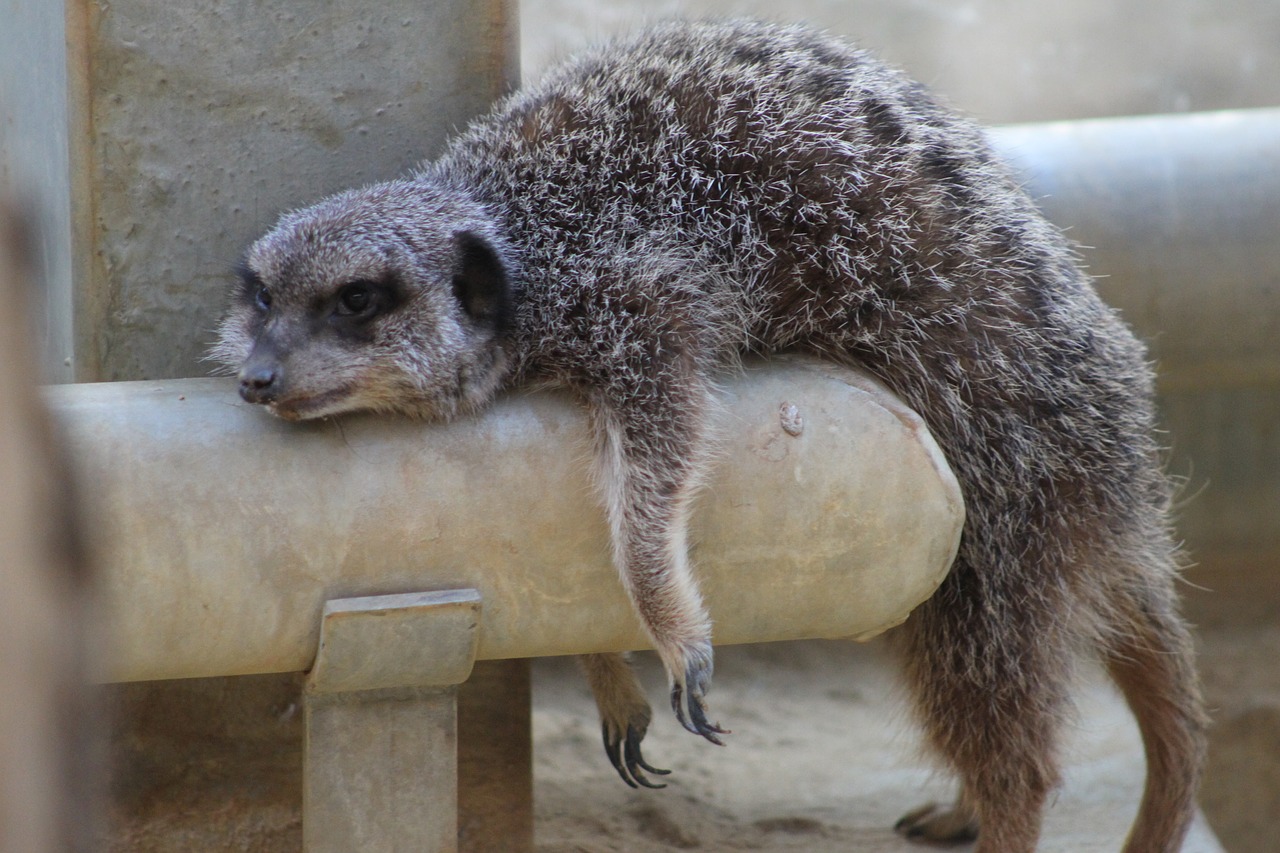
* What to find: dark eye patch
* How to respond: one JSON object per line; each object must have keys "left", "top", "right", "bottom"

{"left": 234, "top": 262, "right": 272, "bottom": 313}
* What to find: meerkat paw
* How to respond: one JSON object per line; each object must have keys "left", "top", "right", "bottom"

{"left": 579, "top": 653, "right": 672, "bottom": 788}
{"left": 602, "top": 715, "right": 672, "bottom": 789}
{"left": 597, "top": 677, "right": 670, "bottom": 789}
{"left": 667, "top": 642, "right": 730, "bottom": 745}
{"left": 894, "top": 801, "right": 980, "bottom": 845}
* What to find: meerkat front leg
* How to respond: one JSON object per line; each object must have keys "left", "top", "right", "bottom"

{"left": 588, "top": 377, "right": 729, "bottom": 749}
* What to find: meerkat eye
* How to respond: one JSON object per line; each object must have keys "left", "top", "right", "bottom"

{"left": 327, "top": 277, "right": 401, "bottom": 330}
{"left": 334, "top": 281, "right": 377, "bottom": 317}
{"left": 255, "top": 286, "right": 272, "bottom": 312}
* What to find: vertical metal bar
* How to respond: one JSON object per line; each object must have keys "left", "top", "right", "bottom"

{"left": 305, "top": 687, "right": 460, "bottom": 853}
{"left": 303, "top": 590, "right": 481, "bottom": 853}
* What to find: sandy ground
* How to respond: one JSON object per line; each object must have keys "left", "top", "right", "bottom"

{"left": 532, "top": 639, "right": 1224, "bottom": 852}
{"left": 100, "top": 634, "right": 1231, "bottom": 852}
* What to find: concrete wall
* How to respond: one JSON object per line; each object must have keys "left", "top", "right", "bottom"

{"left": 521, "top": 0, "right": 1280, "bottom": 123}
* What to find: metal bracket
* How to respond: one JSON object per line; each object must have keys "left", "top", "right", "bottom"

{"left": 303, "top": 589, "right": 483, "bottom": 853}
{"left": 307, "top": 589, "right": 482, "bottom": 694}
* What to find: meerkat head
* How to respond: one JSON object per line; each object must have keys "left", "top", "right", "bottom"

{"left": 211, "top": 178, "right": 516, "bottom": 421}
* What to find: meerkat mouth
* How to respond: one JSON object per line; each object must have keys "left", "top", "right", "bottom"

{"left": 265, "top": 386, "right": 358, "bottom": 421}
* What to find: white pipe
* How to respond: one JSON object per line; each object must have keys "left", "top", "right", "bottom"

{"left": 992, "top": 108, "right": 1280, "bottom": 390}
{"left": 48, "top": 358, "right": 964, "bottom": 683}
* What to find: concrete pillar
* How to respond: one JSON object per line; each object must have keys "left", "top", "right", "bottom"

{"left": 0, "top": 7, "right": 77, "bottom": 382}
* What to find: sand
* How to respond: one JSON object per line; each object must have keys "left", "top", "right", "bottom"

{"left": 532, "top": 638, "right": 1224, "bottom": 852}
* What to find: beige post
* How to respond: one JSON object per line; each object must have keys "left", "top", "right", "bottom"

{"left": 0, "top": 204, "right": 95, "bottom": 852}
{"left": 457, "top": 660, "right": 533, "bottom": 852}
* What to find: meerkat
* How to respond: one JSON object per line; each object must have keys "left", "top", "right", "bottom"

{"left": 213, "top": 19, "right": 1207, "bottom": 851}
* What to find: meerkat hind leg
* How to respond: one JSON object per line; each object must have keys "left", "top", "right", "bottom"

{"left": 578, "top": 652, "right": 671, "bottom": 788}
{"left": 894, "top": 581, "right": 1064, "bottom": 852}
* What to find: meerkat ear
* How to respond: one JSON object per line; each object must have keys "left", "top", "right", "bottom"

{"left": 452, "top": 231, "right": 511, "bottom": 332}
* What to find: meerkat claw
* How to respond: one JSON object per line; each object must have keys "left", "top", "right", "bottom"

{"left": 670, "top": 681, "right": 730, "bottom": 745}
{"left": 894, "top": 802, "right": 980, "bottom": 843}
{"left": 602, "top": 723, "right": 641, "bottom": 788}
{"left": 603, "top": 723, "right": 671, "bottom": 788}
{"left": 625, "top": 725, "right": 672, "bottom": 786}
{"left": 688, "top": 696, "right": 730, "bottom": 744}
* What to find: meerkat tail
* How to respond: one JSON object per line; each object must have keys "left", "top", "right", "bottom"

{"left": 1099, "top": 571, "right": 1208, "bottom": 852}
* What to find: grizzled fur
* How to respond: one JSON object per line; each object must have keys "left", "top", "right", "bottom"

{"left": 214, "top": 20, "right": 1206, "bottom": 852}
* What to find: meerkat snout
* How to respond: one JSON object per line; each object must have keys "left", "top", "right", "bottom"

{"left": 237, "top": 358, "right": 280, "bottom": 405}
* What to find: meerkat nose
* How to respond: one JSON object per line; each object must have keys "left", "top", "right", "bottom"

{"left": 238, "top": 363, "right": 279, "bottom": 404}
